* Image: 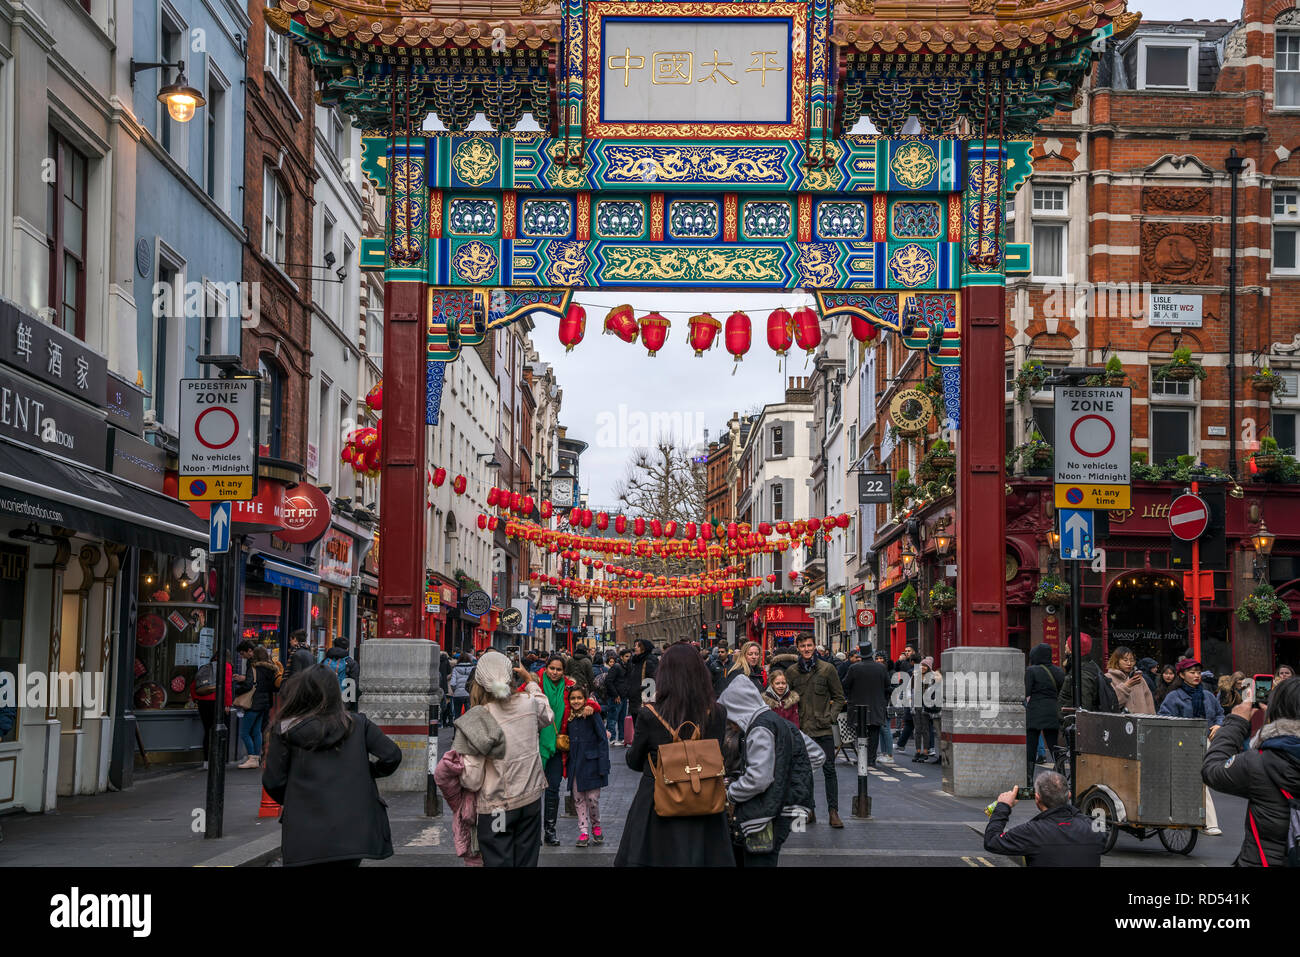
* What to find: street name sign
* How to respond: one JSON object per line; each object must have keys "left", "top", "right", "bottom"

{"left": 1054, "top": 386, "right": 1131, "bottom": 510}
{"left": 179, "top": 378, "right": 256, "bottom": 501}
{"left": 858, "top": 472, "right": 892, "bottom": 505}
{"left": 1058, "top": 508, "right": 1094, "bottom": 560}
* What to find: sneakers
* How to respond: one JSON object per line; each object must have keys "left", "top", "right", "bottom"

{"left": 829, "top": 810, "right": 844, "bottom": 829}
{"left": 543, "top": 829, "right": 560, "bottom": 846}
{"left": 1204, "top": 826, "right": 1223, "bottom": 836}
{"left": 238, "top": 756, "right": 260, "bottom": 769}
{"left": 576, "top": 833, "right": 590, "bottom": 847}
{"left": 592, "top": 827, "right": 603, "bottom": 844}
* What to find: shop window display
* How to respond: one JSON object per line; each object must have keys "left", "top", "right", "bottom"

{"left": 133, "top": 551, "right": 219, "bottom": 712}
{"left": 0, "top": 542, "right": 28, "bottom": 743}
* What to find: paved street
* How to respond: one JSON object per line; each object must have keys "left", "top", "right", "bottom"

{"left": 0, "top": 726, "right": 1247, "bottom": 867}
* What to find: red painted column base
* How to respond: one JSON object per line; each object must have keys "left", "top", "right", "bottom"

{"left": 957, "top": 284, "right": 1008, "bottom": 646}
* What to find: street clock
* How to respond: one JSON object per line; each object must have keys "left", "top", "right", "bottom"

{"left": 551, "top": 476, "right": 574, "bottom": 507}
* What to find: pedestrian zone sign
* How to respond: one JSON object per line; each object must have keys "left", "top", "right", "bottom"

{"left": 1054, "top": 386, "right": 1131, "bottom": 510}
{"left": 179, "top": 378, "right": 256, "bottom": 501}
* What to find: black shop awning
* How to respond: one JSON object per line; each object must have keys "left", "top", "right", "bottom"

{"left": 0, "top": 440, "right": 206, "bottom": 554}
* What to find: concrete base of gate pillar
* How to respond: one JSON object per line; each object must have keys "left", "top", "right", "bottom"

{"left": 358, "top": 639, "right": 441, "bottom": 793}
{"left": 940, "top": 646, "right": 1026, "bottom": 798}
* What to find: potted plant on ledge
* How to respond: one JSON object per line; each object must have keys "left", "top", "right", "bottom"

{"left": 1154, "top": 347, "right": 1207, "bottom": 383}
{"left": 1131, "top": 451, "right": 1164, "bottom": 482}
{"left": 1236, "top": 583, "right": 1293, "bottom": 625}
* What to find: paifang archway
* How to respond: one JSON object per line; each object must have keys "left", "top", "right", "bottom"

{"left": 275, "top": 0, "right": 1135, "bottom": 654}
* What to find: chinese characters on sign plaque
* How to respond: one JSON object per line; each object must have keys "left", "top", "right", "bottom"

{"left": 599, "top": 18, "right": 795, "bottom": 127}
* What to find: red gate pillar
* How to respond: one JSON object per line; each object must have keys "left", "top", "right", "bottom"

{"left": 377, "top": 281, "right": 428, "bottom": 640}
{"left": 957, "top": 284, "right": 1007, "bottom": 646}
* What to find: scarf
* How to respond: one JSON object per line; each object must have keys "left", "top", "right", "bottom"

{"left": 797, "top": 654, "right": 816, "bottom": 674}
{"left": 539, "top": 674, "right": 566, "bottom": 764}
{"left": 1188, "top": 683, "right": 1205, "bottom": 719}
{"left": 1249, "top": 717, "right": 1300, "bottom": 750}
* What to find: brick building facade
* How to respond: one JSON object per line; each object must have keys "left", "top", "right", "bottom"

{"left": 242, "top": 7, "right": 317, "bottom": 469}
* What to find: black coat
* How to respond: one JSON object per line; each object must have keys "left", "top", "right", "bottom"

{"left": 842, "top": 659, "right": 891, "bottom": 727}
{"left": 1056, "top": 659, "right": 1102, "bottom": 712}
{"left": 984, "top": 801, "right": 1103, "bottom": 866}
{"left": 601, "top": 661, "right": 626, "bottom": 703}
{"left": 1025, "top": 644, "right": 1065, "bottom": 730}
{"left": 614, "top": 704, "right": 734, "bottom": 867}
{"left": 1203, "top": 714, "right": 1300, "bottom": 866}
{"left": 623, "top": 653, "right": 658, "bottom": 714}
{"left": 263, "top": 712, "right": 402, "bottom": 866}
{"left": 566, "top": 711, "right": 611, "bottom": 792}
{"left": 566, "top": 650, "right": 597, "bottom": 693}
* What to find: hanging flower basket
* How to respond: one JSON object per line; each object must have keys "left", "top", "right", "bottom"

{"left": 1252, "top": 453, "right": 1280, "bottom": 471}
{"left": 894, "top": 584, "right": 920, "bottom": 622}
{"left": 929, "top": 581, "right": 957, "bottom": 611}
{"left": 1236, "top": 583, "right": 1293, "bottom": 625}
{"left": 1251, "top": 369, "right": 1286, "bottom": 395}
{"left": 1014, "top": 361, "right": 1048, "bottom": 403}
{"left": 1033, "top": 574, "right": 1071, "bottom": 606}
{"left": 1155, "top": 347, "right": 1207, "bottom": 383}
{"left": 1163, "top": 365, "right": 1197, "bottom": 381}
{"left": 929, "top": 453, "right": 956, "bottom": 470}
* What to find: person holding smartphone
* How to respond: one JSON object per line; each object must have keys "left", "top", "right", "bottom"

{"left": 1203, "top": 675, "right": 1300, "bottom": 866}
{"left": 1105, "top": 645, "right": 1155, "bottom": 714}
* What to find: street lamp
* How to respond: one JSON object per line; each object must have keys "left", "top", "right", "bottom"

{"left": 901, "top": 538, "right": 917, "bottom": 577}
{"left": 932, "top": 528, "right": 954, "bottom": 557}
{"left": 131, "top": 59, "right": 206, "bottom": 122}
{"left": 1252, "top": 520, "right": 1276, "bottom": 580}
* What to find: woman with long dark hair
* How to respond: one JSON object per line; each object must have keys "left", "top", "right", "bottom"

{"left": 234, "top": 646, "right": 279, "bottom": 768}
{"left": 263, "top": 665, "right": 401, "bottom": 867}
{"left": 614, "top": 642, "right": 733, "bottom": 867}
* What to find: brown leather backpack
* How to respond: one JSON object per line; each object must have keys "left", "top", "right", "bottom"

{"left": 644, "top": 704, "right": 726, "bottom": 817}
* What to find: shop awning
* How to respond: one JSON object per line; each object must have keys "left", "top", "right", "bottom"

{"left": 255, "top": 557, "right": 320, "bottom": 593}
{"left": 0, "top": 439, "right": 206, "bottom": 554}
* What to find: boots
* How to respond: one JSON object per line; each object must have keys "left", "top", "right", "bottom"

{"left": 829, "top": 810, "right": 844, "bottom": 829}
{"left": 543, "top": 790, "right": 560, "bottom": 845}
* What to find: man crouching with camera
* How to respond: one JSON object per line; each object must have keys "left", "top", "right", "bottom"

{"left": 982, "top": 771, "right": 1103, "bottom": 866}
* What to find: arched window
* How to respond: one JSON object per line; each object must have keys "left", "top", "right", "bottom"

{"left": 258, "top": 356, "right": 286, "bottom": 458}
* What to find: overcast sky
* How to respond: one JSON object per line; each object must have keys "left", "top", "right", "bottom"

{"left": 530, "top": 0, "right": 1242, "bottom": 505}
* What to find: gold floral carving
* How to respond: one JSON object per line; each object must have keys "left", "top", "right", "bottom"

{"left": 1141, "top": 186, "right": 1210, "bottom": 213}
{"left": 873, "top": 195, "right": 888, "bottom": 241}
{"left": 266, "top": 5, "right": 292, "bottom": 34}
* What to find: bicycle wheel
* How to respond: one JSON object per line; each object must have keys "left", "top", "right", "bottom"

{"left": 1081, "top": 792, "right": 1118, "bottom": 854}
{"left": 1158, "top": 828, "right": 1198, "bottom": 855}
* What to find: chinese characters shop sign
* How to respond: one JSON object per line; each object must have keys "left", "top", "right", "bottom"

{"left": 589, "top": 2, "right": 808, "bottom": 139}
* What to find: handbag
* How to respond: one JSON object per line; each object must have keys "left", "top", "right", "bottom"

{"left": 644, "top": 704, "right": 726, "bottom": 817}
{"left": 233, "top": 687, "right": 254, "bottom": 710}
{"left": 743, "top": 820, "right": 775, "bottom": 854}
{"left": 555, "top": 733, "right": 570, "bottom": 752}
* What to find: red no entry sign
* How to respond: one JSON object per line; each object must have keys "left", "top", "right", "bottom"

{"left": 1169, "top": 493, "right": 1209, "bottom": 541}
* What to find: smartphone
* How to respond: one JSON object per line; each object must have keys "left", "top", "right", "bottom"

{"left": 1242, "top": 680, "right": 1255, "bottom": 705}
{"left": 1254, "top": 674, "right": 1273, "bottom": 707}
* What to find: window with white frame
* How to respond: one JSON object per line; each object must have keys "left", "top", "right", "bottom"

{"left": 772, "top": 425, "right": 784, "bottom": 457}
{"left": 263, "top": 167, "right": 287, "bottom": 268}
{"left": 205, "top": 72, "right": 229, "bottom": 206}
{"left": 1149, "top": 364, "right": 1196, "bottom": 464}
{"left": 1277, "top": 32, "right": 1300, "bottom": 107}
{"left": 160, "top": 13, "right": 184, "bottom": 156}
{"left": 1004, "top": 196, "right": 1016, "bottom": 243}
{"left": 772, "top": 482, "right": 783, "bottom": 520}
{"left": 265, "top": 3, "right": 290, "bottom": 89}
{"left": 1271, "top": 370, "right": 1300, "bottom": 454}
{"left": 329, "top": 108, "right": 347, "bottom": 159}
{"left": 1031, "top": 186, "right": 1068, "bottom": 280}
{"left": 1136, "top": 37, "right": 1199, "bottom": 91}
{"left": 1273, "top": 189, "right": 1300, "bottom": 274}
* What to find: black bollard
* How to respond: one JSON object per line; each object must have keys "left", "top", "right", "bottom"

{"left": 852, "top": 704, "right": 871, "bottom": 818}
{"left": 425, "top": 703, "right": 442, "bottom": 817}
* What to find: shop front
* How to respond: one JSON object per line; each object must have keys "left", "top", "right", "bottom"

{"left": 423, "top": 576, "right": 457, "bottom": 651}
{"left": 0, "top": 300, "right": 209, "bottom": 810}
{"left": 312, "top": 526, "right": 357, "bottom": 653}
{"left": 750, "top": 603, "right": 815, "bottom": 656}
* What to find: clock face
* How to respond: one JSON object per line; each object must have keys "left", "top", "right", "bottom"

{"left": 1005, "top": 553, "right": 1020, "bottom": 582}
{"left": 552, "top": 479, "right": 573, "bottom": 505}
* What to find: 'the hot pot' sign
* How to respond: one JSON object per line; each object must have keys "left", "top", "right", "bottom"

{"left": 274, "top": 484, "right": 332, "bottom": 544}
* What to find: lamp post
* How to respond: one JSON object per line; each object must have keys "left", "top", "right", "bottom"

{"left": 1226, "top": 149, "right": 1248, "bottom": 478}
{"left": 1252, "top": 520, "right": 1276, "bottom": 581}
{"left": 130, "top": 59, "right": 207, "bottom": 122}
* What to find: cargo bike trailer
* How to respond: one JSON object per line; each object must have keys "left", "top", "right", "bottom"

{"left": 1056, "top": 711, "right": 1208, "bottom": 856}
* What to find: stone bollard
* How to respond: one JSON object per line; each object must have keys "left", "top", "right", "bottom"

{"left": 940, "top": 646, "right": 1025, "bottom": 798}
{"left": 358, "top": 639, "right": 441, "bottom": 793}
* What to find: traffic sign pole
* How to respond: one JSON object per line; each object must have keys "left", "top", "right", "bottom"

{"left": 1191, "top": 481, "right": 1202, "bottom": 663}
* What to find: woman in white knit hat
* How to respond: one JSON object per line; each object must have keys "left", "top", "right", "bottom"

{"left": 454, "top": 649, "right": 555, "bottom": 867}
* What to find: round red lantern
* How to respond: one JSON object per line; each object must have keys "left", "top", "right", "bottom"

{"left": 603, "top": 304, "right": 639, "bottom": 343}
{"left": 725, "top": 311, "right": 752, "bottom": 363}
{"left": 477, "top": 514, "right": 487, "bottom": 530}
{"left": 364, "top": 381, "right": 384, "bottom": 412}
{"left": 687, "top": 313, "right": 721, "bottom": 357}
{"left": 453, "top": 475, "right": 467, "bottom": 495}
{"left": 766, "top": 573, "right": 777, "bottom": 583}
{"left": 432, "top": 466, "right": 447, "bottom": 487}
{"left": 727, "top": 522, "right": 738, "bottom": 539}
{"left": 486, "top": 487, "right": 499, "bottom": 507}
{"left": 558, "top": 302, "right": 587, "bottom": 353}
{"left": 792, "top": 306, "right": 821, "bottom": 354}
{"left": 510, "top": 491, "right": 522, "bottom": 511}
{"left": 650, "top": 519, "right": 663, "bottom": 538}
{"left": 767, "top": 308, "right": 793, "bottom": 355}
{"left": 581, "top": 510, "right": 593, "bottom": 528}
{"left": 836, "top": 513, "right": 851, "bottom": 529}
{"left": 596, "top": 512, "right": 609, "bottom": 531}
{"left": 569, "top": 507, "right": 582, "bottom": 526}
{"left": 806, "top": 517, "right": 821, "bottom": 533}
{"left": 639, "top": 312, "right": 670, "bottom": 357}
{"left": 685, "top": 521, "right": 697, "bottom": 539}
{"left": 788, "top": 570, "right": 799, "bottom": 581}
{"left": 664, "top": 520, "right": 677, "bottom": 539}
{"left": 702, "top": 522, "right": 713, "bottom": 540}
{"left": 850, "top": 314, "right": 880, "bottom": 343}
{"left": 522, "top": 496, "right": 535, "bottom": 515}
{"left": 615, "top": 514, "right": 627, "bottom": 535}
{"left": 758, "top": 522, "right": 772, "bottom": 536}
{"left": 487, "top": 516, "right": 499, "bottom": 531}
{"left": 634, "top": 517, "right": 646, "bottom": 536}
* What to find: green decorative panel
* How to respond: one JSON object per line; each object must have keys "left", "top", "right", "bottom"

{"left": 668, "top": 200, "right": 720, "bottom": 240}
{"left": 1004, "top": 243, "right": 1031, "bottom": 275}
{"left": 885, "top": 242, "right": 939, "bottom": 289}
{"left": 595, "top": 200, "right": 646, "bottom": 239}
{"left": 449, "top": 239, "right": 500, "bottom": 286}
{"left": 446, "top": 198, "right": 499, "bottom": 237}
{"left": 890, "top": 200, "right": 942, "bottom": 240}
{"left": 815, "top": 201, "right": 869, "bottom": 240}
{"left": 521, "top": 199, "right": 574, "bottom": 238}
{"left": 742, "top": 201, "right": 793, "bottom": 240}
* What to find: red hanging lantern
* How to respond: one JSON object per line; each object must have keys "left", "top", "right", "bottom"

{"left": 758, "top": 522, "right": 772, "bottom": 536}
{"left": 664, "top": 520, "right": 677, "bottom": 539}
{"left": 850, "top": 314, "right": 880, "bottom": 343}
{"left": 687, "top": 313, "right": 721, "bottom": 357}
{"left": 638, "top": 312, "right": 670, "bottom": 357}
{"left": 766, "top": 573, "right": 778, "bottom": 583}
{"left": 522, "top": 496, "right": 535, "bottom": 514}
{"left": 836, "top": 513, "right": 851, "bottom": 529}
{"left": 603, "top": 303, "right": 639, "bottom": 343}
{"left": 569, "top": 507, "right": 582, "bottom": 526}
{"left": 558, "top": 302, "right": 587, "bottom": 352}
{"left": 767, "top": 308, "right": 793, "bottom": 355}
{"left": 806, "top": 517, "right": 821, "bottom": 533}
{"left": 615, "top": 514, "right": 627, "bottom": 535}
{"left": 477, "top": 514, "right": 487, "bottom": 530}
{"left": 725, "top": 311, "right": 752, "bottom": 363}
{"left": 452, "top": 475, "right": 467, "bottom": 495}
{"left": 727, "top": 522, "right": 738, "bottom": 539}
{"left": 581, "top": 509, "right": 593, "bottom": 528}
{"left": 788, "top": 570, "right": 799, "bottom": 581}
{"left": 685, "top": 521, "right": 697, "bottom": 540}
{"left": 486, "top": 487, "right": 499, "bottom": 507}
{"left": 702, "top": 522, "right": 713, "bottom": 540}
{"left": 634, "top": 517, "right": 646, "bottom": 536}
{"left": 487, "top": 516, "right": 499, "bottom": 531}
{"left": 364, "top": 380, "right": 384, "bottom": 412}
{"left": 792, "top": 306, "right": 821, "bottom": 354}
{"left": 431, "top": 466, "right": 447, "bottom": 488}
{"left": 596, "top": 512, "right": 609, "bottom": 531}
{"left": 541, "top": 500, "right": 553, "bottom": 519}
{"left": 650, "top": 519, "right": 663, "bottom": 538}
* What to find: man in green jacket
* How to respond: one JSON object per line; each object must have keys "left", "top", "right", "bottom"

{"left": 785, "top": 634, "right": 847, "bottom": 827}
